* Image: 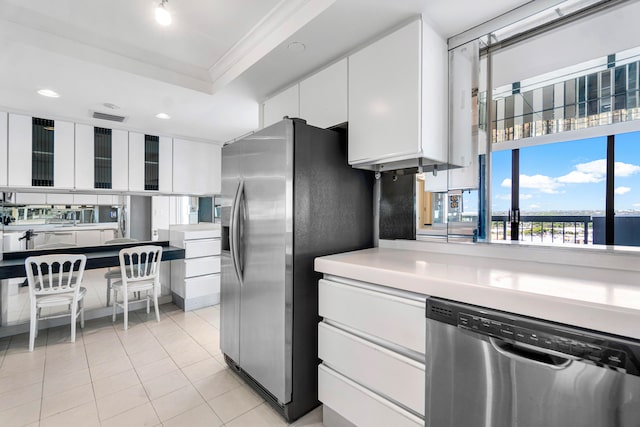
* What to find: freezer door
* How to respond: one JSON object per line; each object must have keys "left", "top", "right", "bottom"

{"left": 239, "top": 120, "right": 294, "bottom": 404}
{"left": 220, "top": 139, "right": 243, "bottom": 364}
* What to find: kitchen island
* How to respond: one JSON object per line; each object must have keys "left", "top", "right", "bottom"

{"left": 314, "top": 243, "right": 640, "bottom": 427}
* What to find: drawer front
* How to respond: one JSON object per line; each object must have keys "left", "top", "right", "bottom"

{"left": 318, "top": 322, "right": 425, "bottom": 415}
{"left": 184, "top": 239, "right": 221, "bottom": 258}
{"left": 184, "top": 274, "right": 220, "bottom": 299}
{"left": 319, "top": 279, "right": 426, "bottom": 354}
{"left": 184, "top": 256, "right": 220, "bottom": 277}
{"left": 318, "top": 364, "right": 423, "bottom": 427}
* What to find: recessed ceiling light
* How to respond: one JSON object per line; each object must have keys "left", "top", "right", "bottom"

{"left": 287, "top": 42, "right": 306, "bottom": 53}
{"left": 155, "top": 113, "right": 171, "bottom": 120}
{"left": 155, "top": 0, "right": 172, "bottom": 26}
{"left": 103, "top": 102, "right": 120, "bottom": 110}
{"left": 37, "top": 89, "right": 60, "bottom": 98}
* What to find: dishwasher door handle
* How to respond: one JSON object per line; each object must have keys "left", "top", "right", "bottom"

{"left": 490, "top": 337, "right": 573, "bottom": 370}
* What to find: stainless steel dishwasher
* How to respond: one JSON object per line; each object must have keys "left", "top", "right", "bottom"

{"left": 425, "top": 298, "right": 640, "bottom": 427}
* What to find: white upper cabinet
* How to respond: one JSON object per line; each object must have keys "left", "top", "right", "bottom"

{"left": 75, "top": 125, "right": 129, "bottom": 191}
{"left": 172, "top": 139, "right": 221, "bottom": 195}
{"left": 300, "top": 58, "right": 348, "bottom": 129}
{"left": 54, "top": 120, "right": 74, "bottom": 189}
{"left": 74, "top": 124, "right": 94, "bottom": 190}
{"left": 0, "top": 112, "right": 7, "bottom": 186}
{"left": 128, "top": 132, "right": 145, "bottom": 192}
{"left": 263, "top": 84, "right": 299, "bottom": 128}
{"left": 8, "top": 114, "right": 33, "bottom": 187}
{"left": 7, "top": 114, "right": 75, "bottom": 189}
{"left": 348, "top": 19, "right": 448, "bottom": 169}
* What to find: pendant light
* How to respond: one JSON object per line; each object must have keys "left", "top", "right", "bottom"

{"left": 155, "top": 0, "right": 172, "bottom": 26}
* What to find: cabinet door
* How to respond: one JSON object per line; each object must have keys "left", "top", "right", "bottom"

{"left": 54, "top": 120, "right": 74, "bottom": 189}
{"left": 158, "top": 136, "right": 172, "bottom": 193}
{"left": 348, "top": 20, "right": 421, "bottom": 165}
{"left": 111, "top": 129, "right": 129, "bottom": 191}
{"left": 263, "top": 84, "right": 299, "bottom": 128}
{"left": 0, "top": 112, "right": 7, "bottom": 186}
{"left": 74, "top": 124, "right": 94, "bottom": 190}
{"left": 172, "top": 139, "right": 220, "bottom": 195}
{"left": 128, "top": 132, "right": 145, "bottom": 192}
{"left": 7, "top": 113, "right": 32, "bottom": 187}
{"left": 300, "top": 58, "right": 348, "bottom": 128}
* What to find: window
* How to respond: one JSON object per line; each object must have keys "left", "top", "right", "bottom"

{"left": 32, "top": 118, "right": 54, "bottom": 187}
{"left": 144, "top": 134, "right": 159, "bottom": 191}
{"left": 94, "top": 127, "right": 112, "bottom": 189}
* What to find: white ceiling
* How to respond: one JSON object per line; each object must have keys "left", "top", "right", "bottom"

{"left": 0, "top": 0, "right": 532, "bottom": 144}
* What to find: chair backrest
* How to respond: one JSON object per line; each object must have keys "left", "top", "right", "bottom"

{"left": 119, "top": 245, "right": 163, "bottom": 285}
{"left": 105, "top": 238, "right": 138, "bottom": 244}
{"left": 25, "top": 254, "right": 87, "bottom": 297}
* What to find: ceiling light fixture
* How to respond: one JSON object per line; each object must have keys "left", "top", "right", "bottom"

{"left": 155, "top": 0, "right": 172, "bottom": 26}
{"left": 37, "top": 89, "right": 60, "bottom": 98}
{"left": 287, "top": 41, "right": 306, "bottom": 53}
{"left": 155, "top": 113, "right": 171, "bottom": 119}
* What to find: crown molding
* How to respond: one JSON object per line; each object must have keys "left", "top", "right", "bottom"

{"left": 208, "top": 0, "right": 337, "bottom": 93}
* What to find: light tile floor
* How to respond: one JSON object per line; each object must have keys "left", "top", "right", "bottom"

{"left": 0, "top": 304, "right": 324, "bottom": 427}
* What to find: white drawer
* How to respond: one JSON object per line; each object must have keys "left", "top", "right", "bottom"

{"left": 184, "top": 239, "right": 220, "bottom": 258}
{"left": 318, "top": 364, "right": 423, "bottom": 427}
{"left": 184, "top": 256, "right": 220, "bottom": 277}
{"left": 184, "top": 274, "right": 220, "bottom": 299}
{"left": 318, "top": 322, "right": 425, "bottom": 415}
{"left": 319, "top": 279, "right": 426, "bottom": 354}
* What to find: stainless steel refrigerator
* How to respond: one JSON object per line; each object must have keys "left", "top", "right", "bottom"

{"left": 220, "top": 118, "right": 373, "bottom": 421}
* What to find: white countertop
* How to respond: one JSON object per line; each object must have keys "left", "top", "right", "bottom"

{"left": 315, "top": 247, "right": 640, "bottom": 340}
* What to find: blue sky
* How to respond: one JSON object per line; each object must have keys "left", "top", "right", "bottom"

{"left": 491, "top": 131, "right": 640, "bottom": 213}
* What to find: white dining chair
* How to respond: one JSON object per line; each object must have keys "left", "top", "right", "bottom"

{"left": 25, "top": 254, "right": 87, "bottom": 352}
{"left": 103, "top": 238, "right": 138, "bottom": 306}
{"left": 112, "top": 245, "right": 163, "bottom": 330}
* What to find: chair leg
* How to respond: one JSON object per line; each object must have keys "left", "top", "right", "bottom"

{"left": 29, "top": 303, "right": 37, "bottom": 352}
{"left": 106, "top": 278, "right": 111, "bottom": 306}
{"left": 80, "top": 299, "right": 85, "bottom": 328}
{"left": 124, "top": 293, "right": 128, "bottom": 330}
{"left": 112, "top": 289, "right": 117, "bottom": 322}
{"left": 154, "top": 287, "right": 160, "bottom": 323}
{"left": 146, "top": 290, "right": 150, "bottom": 314}
{"left": 71, "top": 301, "right": 77, "bottom": 343}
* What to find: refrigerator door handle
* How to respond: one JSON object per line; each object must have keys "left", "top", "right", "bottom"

{"left": 230, "top": 179, "right": 244, "bottom": 286}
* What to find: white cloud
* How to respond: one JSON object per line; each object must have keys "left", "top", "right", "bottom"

{"left": 615, "top": 161, "right": 640, "bottom": 177}
{"left": 494, "top": 194, "right": 511, "bottom": 201}
{"left": 520, "top": 194, "right": 533, "bottom": 200}
{"left": 528, "top": 204, "right": 541, "bottom": 209}
{"left": 557, "top": 170, "right": 603, "bottom": 184}
{"left": 501, "top": 178, "right": 511, "bottom": 188}
{"left": 633, "top": 203, "right": 640, "bottom": 208}
{"left": 615, "top": 186, "right": 631, "bottom": 195}
{"left": 519, "top": 174, "right": 562, "bottom": 194}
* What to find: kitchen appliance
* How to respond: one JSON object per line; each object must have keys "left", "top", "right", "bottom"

{"left": 220, "top": 118, "right": 373, "bottom": 421}
{"left": 426, "top": 298, "right": 640, "bottom": 427}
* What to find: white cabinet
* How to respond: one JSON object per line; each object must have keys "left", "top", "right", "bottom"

{"left": 0, "top": 111, "right": 7, "bottom": 186}
{"left": 300, "top": 59, "right": 348, "bottom": 128}
{"left": 54, "top": 121, "right": 75, "bottom": 189}
{"left": 75, "top": 125, "right": 129, "bottom": 191}
{"left": 172, "top": 138, "right": 221, "bottom": 195}
{"left": 348, "top": 19, "right": 448, "bottom": 169}
{"left": 112, "top": 129, "right": 129, "bottom": 191}
{"left": 318, "top": 277, "right": 427, "bottom": 426}
{"left": 7, "top": 114, "right": 75, "bottom": 189}
{"left": 158, "top": 136, "right": 172, "bottom": 193}
{"left": 168, "top": 225, "right": 221, "bottom": 311}
{"left": 128, "top": 132, "right": 145, "bottom": 192}
{"left": 263, "top": 84, "right": 299, "bottom": 128}
{"left": 75, "top": 124, "right": 94, "bottom": 190}
{"left": 8, "top": 114, "right": 33, "bottom": 187}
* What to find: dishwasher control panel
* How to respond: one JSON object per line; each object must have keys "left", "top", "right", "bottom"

{"left": 427, "top": 298, "right": 640, "bottom": 377}
{"left": 458, "top": 312, "right": 626, "bottom": 369}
